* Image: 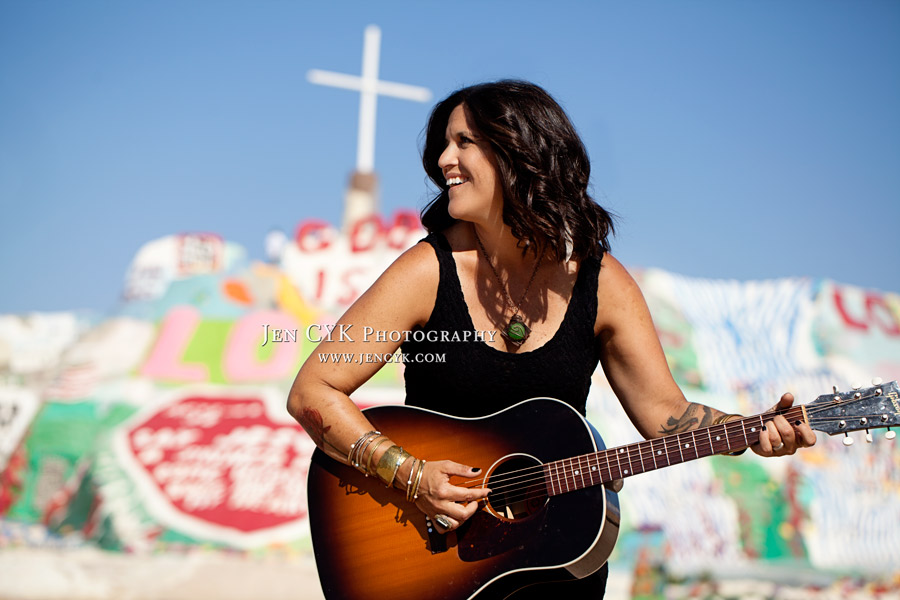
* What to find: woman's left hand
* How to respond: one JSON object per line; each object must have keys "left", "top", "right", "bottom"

{"left": 751, "top": 393, "right": 817, "bottom": 457}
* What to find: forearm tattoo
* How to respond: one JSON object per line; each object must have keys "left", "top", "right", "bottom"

{"left": 659, "top": 403, "right": 721, "bottom": 435}
{"left": 298, "top": 407, "right": 341, "bottom": 454}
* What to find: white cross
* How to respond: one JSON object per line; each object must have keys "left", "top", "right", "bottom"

{"left": 307, "top": 25, "right": 432, "bottom": 174}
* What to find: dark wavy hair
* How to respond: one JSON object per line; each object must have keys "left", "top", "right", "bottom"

{"left": 420, "top": 80, "right": 614, "bottom": 261}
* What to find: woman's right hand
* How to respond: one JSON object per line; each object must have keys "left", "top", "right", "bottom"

{"left": 412, "top": 460, "right": 491, "bottom": 532}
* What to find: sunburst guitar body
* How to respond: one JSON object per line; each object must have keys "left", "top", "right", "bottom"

{"left": 306, "top": 382, "right": 900, "bottom": 599}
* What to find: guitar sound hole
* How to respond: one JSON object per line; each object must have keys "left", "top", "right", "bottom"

{"left": 485, "top": 454, "right": 548, "bottom": 521}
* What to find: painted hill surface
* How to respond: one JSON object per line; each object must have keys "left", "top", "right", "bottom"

{"left": 1, "top": 213, "right": 898, "bottom": 588}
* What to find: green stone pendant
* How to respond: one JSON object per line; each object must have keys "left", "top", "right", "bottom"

{"left": 501, "top": 314, "right": 531, "bottom": 347}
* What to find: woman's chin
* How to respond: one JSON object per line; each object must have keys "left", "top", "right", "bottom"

{"left": 447, "top": 203, "right": 470, "bottom": 222}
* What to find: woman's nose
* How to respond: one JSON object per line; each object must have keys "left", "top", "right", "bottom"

{"left": 438, "top": 144, "right": 456, "bottom": 171}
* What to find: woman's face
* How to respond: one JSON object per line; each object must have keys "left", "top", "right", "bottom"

{"left": 438, "top": 104, "right": 504, "bottom": 226}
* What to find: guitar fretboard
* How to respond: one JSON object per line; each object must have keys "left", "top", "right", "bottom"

{"left": 543, "top": 407, "right": 804, "bottom": 496}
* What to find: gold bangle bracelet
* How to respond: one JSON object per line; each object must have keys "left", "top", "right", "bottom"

{"left": 394, "top": 451, "right": 412, "bottom": 488}
{"left": 348, "top": 430, "right": 379, "bottom": 464}
{"left": 375, "top": 445, "right": 401, "bottom": 484}
{"left": 713, "top": 414, "right": 746, "bottom": 455}
{"left": 376, "top": 445, "right": 409, "bottom": 487}
{"left": 405, "top": 458, "right": 418, "bottom": 501}
{"left": 406, "top": 456, "right": 418, "bottom": 500}
{"left": 354, "top": 434, "right": 380, "bottom": 472}
{"left": 712, "top": 413, "right": 742, "bottom": 425}
{"left": 412, "top": 459, "right": 426, "bottom": 500}
{"left": 365, "top": 438, "right": 390, "bottom": 476}
{"left": 351, "top": 432, "right": 380, "bottom": 470}
{"left": 386, "top": 449, "right": 411, "bottom": 488}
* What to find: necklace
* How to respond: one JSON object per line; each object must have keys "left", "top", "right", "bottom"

{"left": 473, "top": 228, "right": 541, "bottom": 347}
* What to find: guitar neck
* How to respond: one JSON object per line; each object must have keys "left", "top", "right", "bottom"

{"left": 544, "top": 406, "right": 805, "bottom": 496}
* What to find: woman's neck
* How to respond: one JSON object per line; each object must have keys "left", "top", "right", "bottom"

{"left": 469, "top": 222, "right": 539, "bottom": 275}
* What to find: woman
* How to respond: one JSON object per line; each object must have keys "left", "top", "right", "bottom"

{"left": 288, "top": 80, "right": 816, "bottom": 598}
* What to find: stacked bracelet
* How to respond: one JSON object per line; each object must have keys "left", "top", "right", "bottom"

{"left": 375, "top": 445, "right": 411, "bottom": 488}
{"left": 405, "top": 458, "right": 418, "bottom": 499}
{"left": 411, "top": 459, "right": 425, "bottom": 500}
{"left": 347, "top": 430, "right": 380, "bottom": 471}
{"left": 366, "top": 438, "right": 390, "bottom": 475}
{"left": 349, "top": 434, "right": 426, "bottom": 495}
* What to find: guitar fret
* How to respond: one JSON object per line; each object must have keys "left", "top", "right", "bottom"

{"left": 604, "top": 450, "right": 612, "bottom": 482}
{"left": 706, "top": 427, "right": 715, "bottom": 455}
{"left": 677, "top": 434, "right": 685, "bottom": 463}
{"left": 589, "top": 453, "right": 600, "bottom": 484}
{"left": 549, "top": 462, "right": 558, "bottom": 496}
{"left": 740, "top": 420, "right": 749, "bottom": 446}
{"left": 637, "top": 443, "right": 646, "bottom": 473}
{"left": 587, "top": 455, "right": 595, "bottom": 485}
{"left": 650, "top": 439, "right": 658, "bottom": 470}
{"left": 567, "top": 458, "right": 576, "bottom": 492}
{"left": 623, "top": 447, "right": 634, "bottom": 476}
{"left": 616, "top": 448, "right": 629, "bottom": 479}
{"left": 584, "top": 455, "right": 593, "bottom": 486}
{"left": 577, "top": 456, "right": 586, "bottom": 490}
{"left": 689, "top": 430, "right": 698, "bottom": 459}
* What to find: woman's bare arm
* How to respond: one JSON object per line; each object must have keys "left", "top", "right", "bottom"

{"left": 594, "top": 255, "right": 815, "bottom": 455}
{"left": 287, "top": 240, "right": 489, "bottom": 529}
{"left": 287, "top": 241, "right": 438, "bottom": 461}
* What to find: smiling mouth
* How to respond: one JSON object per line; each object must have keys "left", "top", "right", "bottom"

{"left": 446, "top": 176, "right": 469, "bottom": 187}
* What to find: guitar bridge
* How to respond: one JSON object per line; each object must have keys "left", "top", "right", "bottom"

{"left": 425, "top": 516, "right": 448, "bottom": 554}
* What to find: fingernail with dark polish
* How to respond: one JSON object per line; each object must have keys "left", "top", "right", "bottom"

{"left": 472, "top": 467, "right": 481, "bottom": 473}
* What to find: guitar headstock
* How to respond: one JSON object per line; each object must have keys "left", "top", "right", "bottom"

{"left": 806, "top": 380, "right": 899, "bottom": 443}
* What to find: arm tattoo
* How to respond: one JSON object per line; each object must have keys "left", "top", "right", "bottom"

{"left": 659, "top": 403, "right": 716, "bottom": 435}
{"left": 298, "top": 407, "right": 341, "bottom": 454}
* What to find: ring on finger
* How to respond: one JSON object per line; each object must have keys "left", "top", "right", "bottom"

{"left": 434, "top": 514, "right": 452, "bottom": 529}
{"left": 773, "top": 443, "right": 784, "bottom": 451}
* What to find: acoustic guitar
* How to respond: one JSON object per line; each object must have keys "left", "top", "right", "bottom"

{"left": 307, "top": 381, "right": 899, "bottom": 599}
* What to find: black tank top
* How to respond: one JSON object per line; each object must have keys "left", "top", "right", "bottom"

{"left": 402, "top": 233, "right": 604, "bottom": 418}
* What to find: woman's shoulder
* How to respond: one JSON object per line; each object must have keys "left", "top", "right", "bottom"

{"left": 383, "top": 236, "right": 442, "bottom": 284}
{"left": 347, "top": 237, "right": 442, "bottom": 331}
{"left": 594, "top": 253, "right": 649, "bottom": 334}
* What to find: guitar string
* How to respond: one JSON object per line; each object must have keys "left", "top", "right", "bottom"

{"left": 452, "top": 408, "right": 797, "bottom": 492}
{"left": 447, "top": 395, "right": 891, "bottom": 497}
{"left": 480, "top": 411, "right": 890, "bottom": 507}
{"left": 471, "top": 395, "right": 888, "bottom": 492}
{"left": 475, "top": 419, "right": 894, "bottom": 505}
{"left": 433, "top": 398, "right": 882, "bottom": 502}
{"left": 455, "top": 425, "right": 770, "bottom": 496}
{"left": 456, "top": 414, "right": 786, "bottom": 494}
{"left": 473, "top": 412, "right": 880, "bottom": 501}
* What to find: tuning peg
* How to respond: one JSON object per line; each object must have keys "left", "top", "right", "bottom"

{"left": 872, "top": 377, "right": 883, "bottom": 386}
{"left": 842, "top": 434, "right": 854, "bottom": 446}
{"left": 886, "top": 428, "right": 896, "bottom": 441}
{"left": 866, "top": 430, "right": 873, "bottom": 443}
{"left": 851, "top": 381, "right": 863, "bottom": 391}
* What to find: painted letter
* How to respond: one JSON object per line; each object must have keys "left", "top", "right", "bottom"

{"left": 224, "top": 311, "right": 300, "bottom": 381}
{"left": 141, "top": 306, "right": 209, "bottom": 382}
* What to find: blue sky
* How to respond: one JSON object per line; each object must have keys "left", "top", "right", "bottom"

{"left": 1, "top": 1, "right": 898, "bottom": 314}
